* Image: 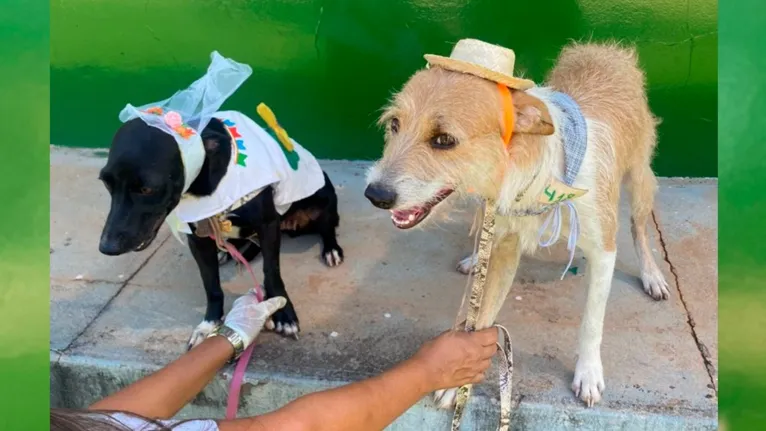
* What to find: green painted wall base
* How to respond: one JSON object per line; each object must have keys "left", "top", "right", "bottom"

{"left": 51, "top": 0, "right": 717, "bottom": 177}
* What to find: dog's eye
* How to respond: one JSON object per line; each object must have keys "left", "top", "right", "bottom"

{"left": 431, "top": 134, "right": 458, "bottom": 149}
{"left": 390, "top": 117, "right": 400, "bottom": 134}
{"left": 139, "top": 187, "right": 153, "bottom": 195}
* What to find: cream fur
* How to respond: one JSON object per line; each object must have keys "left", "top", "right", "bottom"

{"left": 366, "top": 42, "right": 669, "bottom": 407}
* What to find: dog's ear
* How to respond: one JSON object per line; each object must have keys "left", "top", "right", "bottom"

{"left": 508, "top": 91, "right": 555, "bottom": 135}
{"left": 201, "top": 130, "right": 230, "bottom": 152}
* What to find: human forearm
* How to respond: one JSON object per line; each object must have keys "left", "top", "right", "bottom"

{"left": 253, "top": 357, "right": 430, "bottom": 431}
{"left": 220, "top": 329, "right": 498, "bottom": 431}
{"left": 90, "top": 336, "right": 234, "bottom": 419}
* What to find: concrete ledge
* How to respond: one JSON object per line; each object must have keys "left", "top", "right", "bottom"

{"left": 52, "top": 354, "right": 715, "bottom": 430}
{"left": 50, "top": 148, "right": 718, "bottom": 430}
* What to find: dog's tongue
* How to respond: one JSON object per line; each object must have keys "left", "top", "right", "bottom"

{"left": 391, "top": 208, "right": 423, "bottom": 225}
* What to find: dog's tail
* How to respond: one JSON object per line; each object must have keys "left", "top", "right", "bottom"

{"left": 546, "top": 41, "right": 649, "bottom": 110}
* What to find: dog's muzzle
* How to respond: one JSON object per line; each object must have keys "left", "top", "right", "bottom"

{"left": 364, "top": 183, "right": 397, "bottom": 209}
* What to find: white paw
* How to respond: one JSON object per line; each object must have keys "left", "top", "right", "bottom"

{"left": 323, "top": 249, "right": 344, "bottom": 267}
{"left": 433, "top": 388, "right": 458, "bottom": 409}
{"left": 571, "top": 355, "right": 605, "bottom": 407}
{"left": 456, "top": 253, "right": 478, "bottom": 275}
{"left": 187, "top": 320, "right": 221, "bottom": 350}
{"left": 274, "top": 321, "right": 300, "bottom": 339}
{"left": 641, "top": 263, "right": 670, "bottom": 300}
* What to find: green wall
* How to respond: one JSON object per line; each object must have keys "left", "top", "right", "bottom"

{"left": 51, "top": 0, "right": 717, "bottom": 177}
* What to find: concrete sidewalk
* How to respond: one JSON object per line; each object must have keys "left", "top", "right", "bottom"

{"left": 49, "top": 147, "right": 718, "bottom": 430}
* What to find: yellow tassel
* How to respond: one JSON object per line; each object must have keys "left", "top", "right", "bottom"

{"left": 220, "top": 219, "right": 233, "bottom": 233}
{"left": 256, "top": 103, "right": 295, "bottom": 152}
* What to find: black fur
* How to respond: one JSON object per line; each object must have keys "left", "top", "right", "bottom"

{"left": 99, "top": 116, "right": 344, "bottom": 342}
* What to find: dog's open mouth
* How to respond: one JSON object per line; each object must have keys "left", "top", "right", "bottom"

{"left": 134, "top": 235, "right": 155, "bottom": 252}
{"left": 389, "top": 188, "right": 454, "bottom": 229}
{"left": 134, "top": 217, "right": 165, "bottom": 252}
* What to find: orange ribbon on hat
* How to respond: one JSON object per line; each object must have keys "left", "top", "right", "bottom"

{"left": 467, "top": 84, "right": 514, "bottom": 194}
{"left": 497, "top": 83, "right": 514, "bottom": 149}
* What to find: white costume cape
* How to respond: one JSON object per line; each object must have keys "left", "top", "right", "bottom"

{"left": 172, "top": 110, "right": 325, "bottom": 235}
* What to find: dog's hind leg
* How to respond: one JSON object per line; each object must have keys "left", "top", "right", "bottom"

{"left": 187, "top": 234, "right": 226, "bottom": 350}
{"left": 625, "top": 159, "right": 669, "bottom": 300}
{"left": 314, "top": 172, "right": 344, "bottom": 267}
{"left": 434, "top": 233, "right": 521, "bottom": 409}
{"left": 317, "top": 194, "right": 344, "bottom": 267}
{"left": 318, "top": 214, "right": 344, "bottom": 267}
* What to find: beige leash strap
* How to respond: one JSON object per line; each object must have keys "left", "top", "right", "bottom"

{"left": 495, "top": 325, "right": 514, "bottom": 431}
{"left": 451, "top": 199, "right": 514, "bottom": 431}
{"left": 196, "top": 217, "right": 230, "bottom": 252}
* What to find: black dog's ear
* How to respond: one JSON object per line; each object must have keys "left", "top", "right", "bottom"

{"left": 201, "top": 129, "right": 230, "bottom": 152}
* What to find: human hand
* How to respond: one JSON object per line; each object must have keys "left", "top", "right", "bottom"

{"left": 412, "top": 328, "right": 498, "bottom": 392}
{"left": 223, "top": 290, "right": 286, "bottom": 348}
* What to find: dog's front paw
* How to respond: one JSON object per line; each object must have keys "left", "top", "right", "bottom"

{"left": 187, "top": 320, "right": 221, "bottom": 350}
{"left": 640, "top": 262, "right": 670, "bottom": 300}
{"left": 269, "top": 302, "right": 300, "bottom": 339}
{"left": 322, "top": 245, "right": 344, "bottom": 267}
{"left": 433, "top": 388, "right": 459, "bottom": 409}
{"left": 572, "top": 355, "right": 605, "bottom": 407}
{"left": 456, "top": 253, "right": 478, "bottom": 275}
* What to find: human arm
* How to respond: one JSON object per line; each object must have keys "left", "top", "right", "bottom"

{"left": 89, "top": 334, "right": 234, "bottom": 419}
{"left": 219, "top": 328, "right": 499, "bottom": 431}
{"left": 90, "top": 294, "right": 285, "bottom": 419}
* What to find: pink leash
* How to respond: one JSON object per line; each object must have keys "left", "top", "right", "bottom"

{"left": 212, "top": 237, "right": 264, "bottom": 420}
{"left": 226, "top": 344, "right": 256, "bottom": 419}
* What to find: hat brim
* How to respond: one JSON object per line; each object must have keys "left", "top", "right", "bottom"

{"left": 424, "top": 54, "right": 535, "bottom": 90}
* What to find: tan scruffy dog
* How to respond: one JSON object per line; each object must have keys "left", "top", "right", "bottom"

{"left": 364, "top": 39, "right": 669, "bottom": 408}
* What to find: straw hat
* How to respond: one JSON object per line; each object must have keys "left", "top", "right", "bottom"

{"left": 424, "top": 39, "right": 535, "bottom": 90}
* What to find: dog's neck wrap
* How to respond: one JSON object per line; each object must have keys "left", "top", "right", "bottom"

{"left": 552, "top": 92, "right": 587, "bottom": 186}
{"left": 536, "top": 91, "right": 588, "bottom": 279}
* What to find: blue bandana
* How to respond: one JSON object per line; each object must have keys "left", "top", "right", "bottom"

{"left": 538, "top": 91, "right": 588, "bottom": 279}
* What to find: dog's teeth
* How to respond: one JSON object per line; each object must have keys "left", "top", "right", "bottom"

{"left": 407, "top": 214, "right": 415, "bottom": 222}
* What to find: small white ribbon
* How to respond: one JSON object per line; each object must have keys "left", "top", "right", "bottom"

{"left": 537, "top": 200, "right": 580, "bottom": 279}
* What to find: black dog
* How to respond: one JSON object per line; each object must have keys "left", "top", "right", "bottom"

{"left": 98, "top": 116, "right": 344, "bottom": 347}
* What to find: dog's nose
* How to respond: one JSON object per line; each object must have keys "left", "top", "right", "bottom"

{"left": 99, "top": 235, "right": 125, "bottom": 256}
{"left": 364, "top": 183, "right": 397, "bottom": 209}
